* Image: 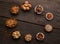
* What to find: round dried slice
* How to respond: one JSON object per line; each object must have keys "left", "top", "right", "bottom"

{"left": 45, "top": 24, "right": 53, "bottom": 32}
{"left": 46, "top": 12, "right": 53, "bottom": 20}
{"left": 36, "top": 32, "right": 45, "bottom": 40}
{"left": 34, "top": 5, "right": 44, "bottom": 14}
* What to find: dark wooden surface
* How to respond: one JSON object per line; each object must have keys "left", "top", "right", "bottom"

{"left": 0, "top": 0, "right": 60, "bottom": 44}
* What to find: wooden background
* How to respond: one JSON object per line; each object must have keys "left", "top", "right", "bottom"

{"left": 0, "top": 0, "right": 60, "bottom": 44}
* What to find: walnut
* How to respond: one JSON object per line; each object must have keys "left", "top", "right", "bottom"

{"left": 12, "top": 31, "right": 21, "bottom": 39}
{"left": 25, "top": 34, "right": 32, "bottom": 42}
{"left": 5, "top": 18, "right": 18, "bottom": 28}
{"left": 10, "top": 5, "right": 20, "bottom": 14}
{"left": 21, "top": 1, "right": 32, "bottom": 11}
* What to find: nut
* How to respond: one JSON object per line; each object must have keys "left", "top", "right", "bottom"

{"left": 5, "top": 18, "right": 18, "bottom": 28}
{"left": 12, "top": 31, "right": 21, "bottom": 39}
{"left": 25, "top": 34, "right": 32, "bottom": 42}
{"left": 10, "top": 5, "right": 20, "bottom": 14}
{"left": 21, "top": 1, "right": 32, "bottom": 11}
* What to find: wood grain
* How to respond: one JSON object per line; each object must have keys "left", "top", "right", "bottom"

{"left": 0, "top": 0, "right": 60, "bottom": 44}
